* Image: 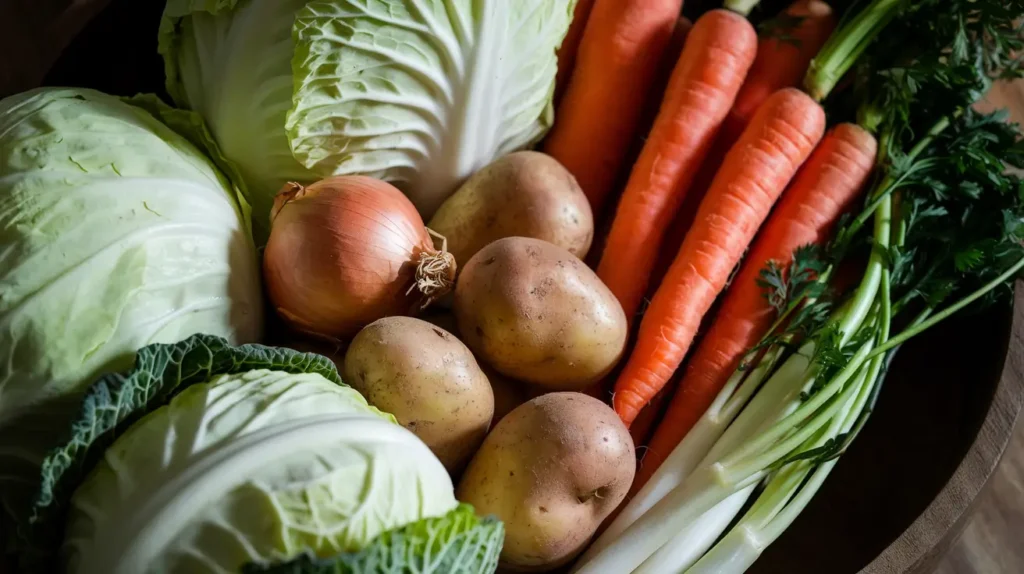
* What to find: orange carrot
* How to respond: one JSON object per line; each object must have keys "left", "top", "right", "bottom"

{"left": 584, "top": 16, "right": 694, "bottom": 272}
{"left": 612, "top": 88, "right": 827, "bottom": 426}
{"left": 629, "top": 384, "right": 672, "bottom": 447}
{"left": 634, "top": 17, "right": 695, "bottom": 157}
{"left": 647, "top": 0, "right": 837, "bottom": 292}
{"left": 622, "top": 264, "right": 717, "bottom": 438}
{"left": 721, "top": 0, "right": 837, "bottom": 148}
{"left": 596, "top": 10, "right": 758, "bottom": 326}
{"left": 585, "top": 18, "right": 694, "bottom": 402}
{"left": 554, "top": 0, "right": 598, "bottom": 105}
{"left": 543, "top": 0, "right": 685, "bottom": 216}
{"left": 633, "top": 123, "right": 878, "bottom": 487}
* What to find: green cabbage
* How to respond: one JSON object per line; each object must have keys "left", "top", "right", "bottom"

{"left": 244, "top": 504, "right": 503, "bottom": 574}
{"left": 13, "top": 335, "right": 486, "bottom": 573}
{"left": 159, "top": 0, "right": 577, "bottom": 238}
{"left": 0, "top": 89, "right": 263, "bottom": 529}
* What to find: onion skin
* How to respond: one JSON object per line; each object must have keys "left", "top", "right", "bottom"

{"left": 264, "top": 176, "right": 451, "bottom": 339}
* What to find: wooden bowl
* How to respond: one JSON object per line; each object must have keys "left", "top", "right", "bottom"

{"left": 2, "top": 1, "right": 1023, "bottom": 573}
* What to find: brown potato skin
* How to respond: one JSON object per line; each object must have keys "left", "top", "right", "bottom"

{"left": 421, "top": 311, "right": 529, "bottom": 423}
{"left": 428, "top": 151, "right": 594, "bottom": 269}
{"left": 454, "top": 237, "right": 628, "bottom": 391}
{"left": 456, "top": 393, "right": 635, "bottom": 572}
{"left": 343, "top": 316, "right": 494, "bottom": 473}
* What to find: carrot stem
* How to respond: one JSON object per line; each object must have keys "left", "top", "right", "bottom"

{"left": 804, "top": 0, "right": 905, "bottom": 101}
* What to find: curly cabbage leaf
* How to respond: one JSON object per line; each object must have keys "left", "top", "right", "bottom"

{"left": 243, "top": 504, "right": 502, "bottom": 574}
{"left": 160, "top": 0, "right": 576, "bottom": 238}
{"left": 0, "top": 89, "right": 262, "bottom": 537}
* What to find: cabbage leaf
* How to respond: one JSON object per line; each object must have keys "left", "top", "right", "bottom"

{"left": 160, "top": 0, "right": 576, "bottom": 237}
{"left": 287, "top": 0, "right": 576, "bottom": 217}
{"left": 0, "top": 89, "right": 262, "bottom": 538}
{"left": 243, "top": 504, "right": 503, "bottom": 574}
{"left": 160, "top": 0, "right": 316, "bottom": 239}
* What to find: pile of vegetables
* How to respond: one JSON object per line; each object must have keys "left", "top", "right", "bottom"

{"left": 1, "top": 0, "right": 1023, "bottom": 573}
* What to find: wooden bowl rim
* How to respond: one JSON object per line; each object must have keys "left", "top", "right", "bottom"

{"left": 860, "top": 282, "right": 1024, "bottom": 573}
{"left": 5, "top": 3, "right": 1024, "bottom": 573}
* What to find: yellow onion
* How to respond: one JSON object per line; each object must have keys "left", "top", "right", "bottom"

{"left": 263, "top": 176, "right": 455, "bottom": 339}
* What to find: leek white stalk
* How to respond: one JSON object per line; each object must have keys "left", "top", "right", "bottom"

{"left": 576, "top": 343, "right": 807, "bottom": 568}
{"left": 579, "top": 346, "right": 780, "bottom": 562}
{"left": 584, "top": 290, "right": 860, "bottom": 569}
{"left": 664, "top": 185, "right": 893, "bottom": 574}
{"left": 633, "top": 486, "right": 756, "bottom": 574}
{"left": 574, "top": 337, "right": 875, "bottom": 574}
{"left": 684, "top": 348, "right": 885, "bottom": 574}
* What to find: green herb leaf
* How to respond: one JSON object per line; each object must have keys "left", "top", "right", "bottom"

{"left": 777, "top": 433, "right": 852, "bottom": 467}
{"left": 757, "top": 244, "right": 828, "bottom": 314}
{"left": 802, "top": 324, "right": 874, "bottom": 401}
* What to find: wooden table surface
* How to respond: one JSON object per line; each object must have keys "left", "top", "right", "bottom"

{"left": 935, "top": 418, "right": 1024, "bottom": 574}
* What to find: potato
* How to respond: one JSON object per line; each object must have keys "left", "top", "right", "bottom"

{"left": 343, "top": 316, "right": 494, "bottom": 472}
{"left": 456, "top": 393, "right": 635, "bottom": 571}
{"left": 421, "top": 311, "right": 529, "bottom": 423}
{"left": 428, "top": 151, "right": 594, "bottom": 269}
{"left": 454, "top": 237, "right": 628, "bottom": 391}
{"left": 487, "top": 371, "right": 530, "bottom": 425}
